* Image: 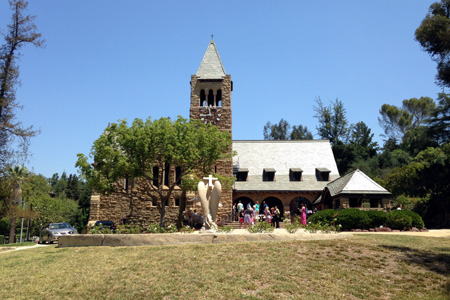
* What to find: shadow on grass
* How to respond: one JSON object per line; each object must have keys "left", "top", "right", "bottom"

{"left": 381, "top": 245, "right": 450, "bottom": 275}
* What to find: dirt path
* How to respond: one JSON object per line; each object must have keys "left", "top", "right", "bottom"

{"left": 352, "top": 229, "right": 450, "bottom": 238}
{"left": 0, "top": 243, "right": 51, "bottom": 254}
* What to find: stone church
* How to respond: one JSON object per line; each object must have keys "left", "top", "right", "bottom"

{"left": 88, "top": 40, "right": 391, "bottom": 227}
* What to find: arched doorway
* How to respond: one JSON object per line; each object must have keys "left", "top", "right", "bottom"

{"left": 234, "top": 197, "right": 255, "bottom": 213}
{"left": 262, "top": 197, "right": 284, "bottom": 220}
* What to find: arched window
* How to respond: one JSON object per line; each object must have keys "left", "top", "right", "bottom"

{"left": 152, "top": 166, "right": 159, "bottom": 186}
{"left": 216, "top": 89, "right": 222, "bottom": 106}
{"left": 175, "top": 166, "right": 182, "bottom": 185}
{"left": 200, "top": 90, "right": 206, "bottom": 106}
{"left": 207, "top": 89, "right": 214, "bottom": 106}
{"left": 164, "top": 163, "right": 170, "bottom": 186}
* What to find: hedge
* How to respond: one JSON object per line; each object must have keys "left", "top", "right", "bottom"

{"left": 389, "top": 210, "right": 424, "bottom": 229}
{"left": 336, "top": 208, "right": 370, "bottom": 231}
{"left": 386, "top": 213, "right": 412, "bottom": 230}
{"left": 365, "top": 210, "right": 388, "bottom": 228}
{"left": 308, "top": 208, "right": 424, "bottom": 231}
{"left": 307, "top": 209, "right": 337, "bottom": 225}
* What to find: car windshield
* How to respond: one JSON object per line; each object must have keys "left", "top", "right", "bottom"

{"left": 49, "top": 223, "right": 71, "bottom": 229}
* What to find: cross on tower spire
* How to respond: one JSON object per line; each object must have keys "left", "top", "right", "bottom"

{"left": 211, "top": 34, "right": 214, "bottom": 40}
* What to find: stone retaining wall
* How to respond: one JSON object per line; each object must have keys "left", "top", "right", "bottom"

{"left": 58, "top": 232, "right": 352, "bottom": 248}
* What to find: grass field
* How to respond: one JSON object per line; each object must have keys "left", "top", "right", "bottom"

{"left": 0, "top": 234, "right": 448, "bottom": 300}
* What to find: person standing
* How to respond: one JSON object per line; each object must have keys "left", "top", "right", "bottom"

{"left": 237, "top": 200, "right": 244, "bottom": 218}
{"left": 243, "top": 207, "right": 253, "bottom": 228}
{"left": 273, "top": 206, "right": 280, "bottom": 228}
{"left": 232, "top": 203, "right": 237, "bottom": 222}
{"left": 264, "top": 206, "right": 272, "bottom": 224}
{"left": 300, "top": 204, "right": 307, "bottom": 226}
{"left": 261, "top": 201, "right": 268, "bottom": 214}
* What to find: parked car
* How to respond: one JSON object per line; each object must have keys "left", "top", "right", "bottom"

{"left": 40, "top": 222, "right": 78, "bottom": 244}
{"left": 93, "top": 220, "right": 116, "bottom": 232}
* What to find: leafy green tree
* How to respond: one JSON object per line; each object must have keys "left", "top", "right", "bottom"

{"left": 313, "top": 97, "right": 348, "bottom": 145}
{"left": 428, "top": 93, "right": 450, "bottom": 144}
{"left": 350, "top": 122, "right": 378, "bottom": 150}
{"left": 4, "top": 166, "right": 27, "bottom": 243}
{"left": 263, "top": 119, "right": 313, "bottom": 140}
{"left": 30, "top": 194, "right": 79, "bottom": 236}
{"left": 383, "top": 145, "right": 450, "bottom": 228}
{"left": 290, "top": 124, "right": 313, "bottom": 140}
{"left": 378, "top": 97, "right": 435, "bottom": 143}
{"left": 415, "top": 0, "right": 450, "bottom": 88}
{"left": 53, "top": 174, "right": 67, "bottom": 198}
{"left": 263, "top": 119, "right": 290, "bottom": 140}
{"left": 76, "top": 116, "right": 233, "bottom": 227}
{"left": 66, "top": 174, "right": 80, "bottom": 201}
{"left": 0, "top": 0, "right": 43, "bottom": 169}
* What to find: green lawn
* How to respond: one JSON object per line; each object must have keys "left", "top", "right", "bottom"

{"left": 0, "top": 235, "right": 448, "bottom": 299}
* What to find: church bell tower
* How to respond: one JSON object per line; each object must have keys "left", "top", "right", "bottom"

{"left": 189, "top": 39, "right": 233, "bottom": 220}
{"left": 190, "top": 39, "right": 232, "bottom": 134}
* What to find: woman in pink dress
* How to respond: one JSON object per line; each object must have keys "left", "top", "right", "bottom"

{"left": 301, "top": 204, "right": 307, "bottom": 226}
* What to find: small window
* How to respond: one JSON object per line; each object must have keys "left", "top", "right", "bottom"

{"left": 316, "top": 168, "right": 330, "bottom": 181}
{"left": 164, "top": 163, "right": 170, "bottom": 186}
{"left": 236, "top": 168, "right": 248, "bottom": 182}
{"left": 289, "top": 168, "right": 303, "bottom": 181}
{"left": 175, "top": 167, "right": 182, "bottom": 185}
{"left": 175, "top": 198, "right": 180, "bottom": 207}
{"left": 263, "top": 168, "right": 276, "bottom": 182}
{"left": 153, "top": 166, "right": 159, "bottom": 186}
{"left": 164, "top": 198, "right": 169, "bottom": 207}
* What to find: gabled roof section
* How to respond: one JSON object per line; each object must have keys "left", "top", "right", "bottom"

{"left": 232, "top": 140, "right": 340, "bottom": 192}
{"left": 326, "top": 169, "right": 391, "bottom": 197}
{"left": 196, "top": 39, "right": 226, "bottom": 79}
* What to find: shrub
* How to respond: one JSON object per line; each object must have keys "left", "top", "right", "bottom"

{"left": 180, "top": 225, "right": 195, "bottom": 233}
{"left": 388, "top": 210, "right": 424, "bottom": 229}
{"left": 247, "top": 221, "right": 274, "bottom": 233}
{"left": 147, "top": 223, "right": 178, "bottom": 233}
{"left": 386, "top": 213, "right": 412, "bottom": 230}
{"left": 285, "top": 220, "right": 301, "bottom": 234}
{"left": 88, "top": 226, "right": 113, "bottom": 234}
{"left": 115, "top": 225, "right": 142, "bottom": 234}
{"left": 164, "top": 224, "right": 178, "bottom": 233}
{"left": 365, "top": 210, "right": 388, "bottom": 228}
{"left": 0, "top": 235, "right": 4, "bottom": 244}
{"left": 304, "top": 221, "right": 341, "bottom": 234}
{"left": 336, "top": 208, "right": 370, "bottom": 230}
{"left": 308, "top": 209, "right": 337, "bottom": 225}
{"left": 217, "top": 225, "right": 233, "bottom": 233}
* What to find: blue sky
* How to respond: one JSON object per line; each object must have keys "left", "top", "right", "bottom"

{"left": 0, "top": 0, "right": 441, "bottom": 178}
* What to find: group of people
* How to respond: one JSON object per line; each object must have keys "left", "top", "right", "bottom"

{"left": 182, "top": 209, "right": 204, "bottom": 229}
{"left": 183, "top": 201, "right": 310, "bottom": 230}
{"left": 232, "top": 200, "right": 305, "bottom": 229}
{"left": 232, "top": 200, "right": 310, "bottom": 228}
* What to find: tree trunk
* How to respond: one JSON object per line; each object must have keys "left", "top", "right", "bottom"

{"left": 176, "top": 190, "right": 187, "bottom": 229}
{"left": 9, "top": 218, "right": 16, "bottom": 244}
{"left": 159, "top": 198, "right": 166, "bottom": 228}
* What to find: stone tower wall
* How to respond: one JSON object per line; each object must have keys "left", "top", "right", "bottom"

{"left": 189, "top": 74, "right": 233, "bottom": 222}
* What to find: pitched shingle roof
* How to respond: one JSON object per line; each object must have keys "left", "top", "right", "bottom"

{"left": 196, "top": 40, "right": 226, "bottom": 79}
{"left": 326, "top": 169, "right": 391, "bottom": 197}
{"left": 233, "top": 140, "right": 340, "bottom": 191}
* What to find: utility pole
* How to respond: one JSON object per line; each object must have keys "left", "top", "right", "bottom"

{"left": 19, "top": 200, "right": 25, "bottom": 243}
{"left": 26, "top": 203, "right": 32, "bottom": 241}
